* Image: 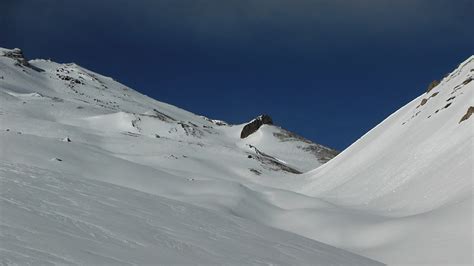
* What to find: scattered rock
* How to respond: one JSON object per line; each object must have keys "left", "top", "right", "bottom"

{"left": 446, "top": 96, "right": 456, "bottom": 102}
{"left": 420, "top": 98, "right": 428, "bottom": 106}
{"left": 52, "top": 158, "right": 63, "bottom": 162}
{"left": 459, "top": 106, "right": 474, "bottom": 123}
{"left": 301, "top": 144, "right": 339, "bottom": 164}
{"left": 148, "top": 109, "right": 176, "bottom": 122}
{"left": 249, "top": 169, "right": 262, "bottom": 176}
{"left": 52, "top": 97, "right": 64, "bottom": 102}
{"left": 273, "top": 129, "right": 311, "bottom": 144}
{"left": 178, "top": 121, "right": 204, "bottom": 138}
{"left": 240, "top": 115, "right": 273, "bottom": 139}
{"left": 247, "top": 144, "right": 302, "bottom": 174}
{"left": 273, "top": 129, "right": 339, "bottom": 162}
{"left": 202, "top": 117, "right": 228, "bottom": 126}
{"left": 418, "top": 92, "right": 440, "bottom": 108}
{"left": 62, "top": 137, "right": 71, "bottom": 142}
{"left": 122, "top": 131, "right": 140, "bottom": 137}
{"left": 462, "top": 77, "right": 473, "bottom": 85}
{"left": 214, "top": 121, "right": 228, "bottom": 126}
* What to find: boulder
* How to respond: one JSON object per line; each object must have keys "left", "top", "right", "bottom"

{"left": 240, "top": 114, "right": 273, "bottom": 139}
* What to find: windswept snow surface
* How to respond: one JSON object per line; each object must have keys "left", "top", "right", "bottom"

{"left": 0, "top": 48, "right": 375, "bottom": 265}
{"left": 1, "top": 161, "right": 379, "bottom": 265}
{"left": 0, "top": 47, "right": 472, "bottom": 265}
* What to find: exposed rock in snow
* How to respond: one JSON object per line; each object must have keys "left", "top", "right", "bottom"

{"left": 247, "top": 144, "right": 302, "bottom": 174}
{"left": 1, "top": 48, "right": 44, "bottom": 72}
{"left": 240, "top": 114, "right": 273, "bottom": 138}
{"left": 459, "top": 106, "right": 474, "bottom": 123}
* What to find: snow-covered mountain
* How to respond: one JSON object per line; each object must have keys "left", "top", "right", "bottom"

{"left": 0, "top": 47, "right": 372, "bottom": 265}
{"left": 0, "top": 47, "right": 472, "bottom": 265}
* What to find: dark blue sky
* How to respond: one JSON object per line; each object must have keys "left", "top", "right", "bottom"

{"left": 2, "top": 0, "right": 473, "bottom": 150}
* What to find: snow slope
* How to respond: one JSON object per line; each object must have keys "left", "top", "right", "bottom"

{"left": 1, "top": 161, "right": 381, "bottom": 265}
{"left": 0, "top": 47, "right": 472, "bottom": 265}
{"left": 292, "top": 56, "right": 474, "bottom": 264}
{"left": 299, "top": 57, "right": 473, "bottom": 214}
{"left": 0, "top": 48, "right": 377, "bottom": 265}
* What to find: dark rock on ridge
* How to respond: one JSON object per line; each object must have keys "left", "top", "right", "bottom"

{"left": 240, "top": 115, "right": 273, "bottom": 139}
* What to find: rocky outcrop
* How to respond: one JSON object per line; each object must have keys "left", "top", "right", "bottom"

{"left": 459, "top": 106, "right": 474, "bottom": 123}
{"left": 2, "top": 48, "right": 44, "bottom": 72}
{"left": 240, "top": 114, "right": 273, "bottom": 139}
{"left": 3, "top": 48, "right": 29, "bottom": 66}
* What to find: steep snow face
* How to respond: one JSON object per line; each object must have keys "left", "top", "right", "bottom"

{"left": 299, "top": 56, "right": 474, "bottom": 216}
{"left": 291, "top": 56, "right": 474, "bottom": 264}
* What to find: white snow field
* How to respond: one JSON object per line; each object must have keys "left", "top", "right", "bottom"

{"left": 0, "top": 47, "right": 472, "bottom": 265}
